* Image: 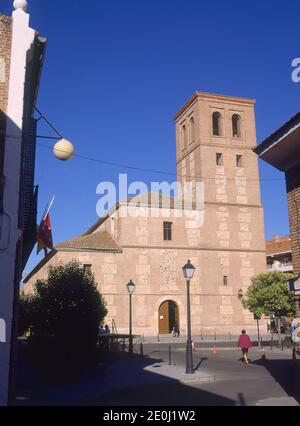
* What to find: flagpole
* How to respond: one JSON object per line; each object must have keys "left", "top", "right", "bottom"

{"left": 43, "top": 196, "right": 55, "bottom": 220}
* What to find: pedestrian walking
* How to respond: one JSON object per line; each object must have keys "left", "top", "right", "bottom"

{"left": 173, "top": 323, "right": 180, "bottom": 338}
{"left": 238, "top": 330, "right": 252, "bottom": 363}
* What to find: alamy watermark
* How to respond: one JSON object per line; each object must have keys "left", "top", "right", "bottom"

{"left": 0, "top": 318, "right": 6, "bottom": 343}
{"left": 96, "top": 174, "right": 205, "bottom": 229}
{"left": 292, "top": 58, "right": 300, "bottom": 83}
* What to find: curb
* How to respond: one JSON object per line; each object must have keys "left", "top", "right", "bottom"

{"left": 179, "top": 375, "right": 216, "bottom": 385}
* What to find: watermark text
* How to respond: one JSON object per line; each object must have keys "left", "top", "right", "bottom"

{"left": 292, "top": 58, "right": 300, "bottom": 83}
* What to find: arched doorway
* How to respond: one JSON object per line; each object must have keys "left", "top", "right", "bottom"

{"left": 158, "top": 300, "right": 179, "bottom": 334}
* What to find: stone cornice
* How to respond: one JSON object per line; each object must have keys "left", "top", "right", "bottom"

{"left": 174, "top": 92, "right": 256, "bottom": 121}
{"left": 56, "top": 247, "right": 123, "bottom": 254}
{"left": 204, "top": 201, "right": 263, "bottom": 209}
{"left": 122, "top": 245, "right": 266, "bottom": 253}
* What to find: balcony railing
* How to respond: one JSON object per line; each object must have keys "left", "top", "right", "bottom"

{"left": 267, "top": 263, "right": 293, "bottom": 272}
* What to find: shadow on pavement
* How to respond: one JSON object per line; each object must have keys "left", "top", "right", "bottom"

{"left": 15, "top": 346, "right": 235, "bottom": 406}
{"left": 194, "top": 358, "right": 208, "bottom": 371}
{"left": 89, "top": 380, "right": 236, "bottom": 407}
{"left": 252, "top": 358, "right": 300, "bottom": 404}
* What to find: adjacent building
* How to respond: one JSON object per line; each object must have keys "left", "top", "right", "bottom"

{"left": 24, "top": 92, "right": 267, "bottom": 337}
{"left": 254, "top": 111, "right": 300, "bottom": 316}
{"left": 266, "top": 235, "right": 293, "bottom": 273}
{"left": 0, "top": 1, "right": 46, "bottom": 405}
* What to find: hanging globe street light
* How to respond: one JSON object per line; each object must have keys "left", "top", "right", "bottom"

{"left": 53, "top": 138, "right": 75, "bottom": 161}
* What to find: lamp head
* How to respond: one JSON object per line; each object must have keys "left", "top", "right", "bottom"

{"left": 182, "top": 260, "right": 195, "bottom": 280}
{"left": 127, "top": 280, "right": 136, "bottom": 295}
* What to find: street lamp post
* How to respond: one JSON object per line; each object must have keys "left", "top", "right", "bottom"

{"left": 182, "top": 260, "right": 196, "bottom": 374}
{"left": 127, "top": 280, "right": 136, "bottom": 356}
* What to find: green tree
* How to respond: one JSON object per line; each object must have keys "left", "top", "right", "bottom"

{"left": 18, "top": 290, "right": 32, "bottom": 336}
{"left": 242, "top": 271, "right": 295, "bottom": 342}
{"left": 26, "top": 260, "right": 107, "bottom": 379}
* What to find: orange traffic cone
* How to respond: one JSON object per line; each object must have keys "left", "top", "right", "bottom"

{"left": 211, "top": 345, "right": 218, "bottom": 355}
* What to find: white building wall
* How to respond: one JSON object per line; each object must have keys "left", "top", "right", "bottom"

{"left": 0, "top": 6, "right": 35, "bottom": 406}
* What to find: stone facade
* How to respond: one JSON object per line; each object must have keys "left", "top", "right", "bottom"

{"left": 24, "top": 92, "right": 267, "bottom": 336}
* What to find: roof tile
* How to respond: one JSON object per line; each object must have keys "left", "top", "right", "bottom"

{"left": 56, "top": 230, "right": 121, "bottom": 252}
{"left": 266, "top": 236, "right": 291, "bottom": 256}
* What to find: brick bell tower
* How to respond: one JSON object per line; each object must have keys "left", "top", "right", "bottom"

{"left": 173, "top": 92, "right": 266, "bottom": 333}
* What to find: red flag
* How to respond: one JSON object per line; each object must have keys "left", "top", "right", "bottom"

{"left": 37, "top": 213, "right": 53, "bottom": 254}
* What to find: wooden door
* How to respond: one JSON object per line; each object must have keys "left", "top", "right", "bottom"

{"left": 159, "top": 301, "right": 169, "bottom": 334}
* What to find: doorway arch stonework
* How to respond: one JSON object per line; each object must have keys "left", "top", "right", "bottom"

{"left": 154, "top": 297, "right": 185, "bottom": 335}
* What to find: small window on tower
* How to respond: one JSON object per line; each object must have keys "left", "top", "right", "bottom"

{"left": 216, "top": 153, "right": 223, "bottom": 166}
{"left": 163, "top": 222, "right": 172, "bottom": 241}
{"left": 236, "top": 155, "right": 243, "bottom": 168}
{"left": 223, "top": 276, "right": 228, "bottom": 286}
{"left": 182, "top": 124, "right": 187, "bottom": 149}
{"left": 212, "top": 112, "right": 222, "bottom": 136}
{"left": 84, "top": 264, "right": 92, "bottom": 274}
{"left": 190, "top": 116, "right": 195, "bottom": 142}
{"left": 232, "top": 114, "right": 241, "bottom": 138}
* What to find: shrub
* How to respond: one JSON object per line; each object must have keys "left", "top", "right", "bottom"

{"left": 24, "top": 260, "right": 107, "bottom": 381}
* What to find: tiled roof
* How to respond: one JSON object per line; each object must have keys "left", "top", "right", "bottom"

{"left": 56, "top": 230, "right": 121, "bottom": 252}
{"left": 23, "top": 231, "right": 121, "bottom": 284}
{"left": 266, "top": 236, "right": 291, "bottom": 256}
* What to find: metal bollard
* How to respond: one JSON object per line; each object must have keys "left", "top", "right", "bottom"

{"left": 169, "top": 345, "right": 172, "bottom": 366}
{"left": 201, "top": 332, "right": 203, "bottom": 341}
{"left": 229, "top": 332, "right": 232, "bottom": 341}
{"left": 214, "top": 333, "right": 217, "bottom": 341}
{"left": 157, "top": 334, "right": 160, "bottom": 342}
{"left": 140, "top": 342, "right": 144, "bottom": 358}
{"left": 270, "top": 334, "right": 273, "bottom": 351}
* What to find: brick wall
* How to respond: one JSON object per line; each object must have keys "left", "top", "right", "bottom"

{"left": 286, "top": 165, "right": 300, "bottom": 276}
{"left": 0, "top": 14, "right": 12, "bottom": 213}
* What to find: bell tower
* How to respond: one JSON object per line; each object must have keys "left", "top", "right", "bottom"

{"left": 174, "top": 91, "right": 266, "bottom": 333}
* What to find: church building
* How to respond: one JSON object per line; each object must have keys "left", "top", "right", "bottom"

{"left": 24, "top": 92, "right": 266, "bottom": 336}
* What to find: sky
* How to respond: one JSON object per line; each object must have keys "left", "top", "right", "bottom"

{"left": 2, "top": 0, "right": 300, "bottom": 275}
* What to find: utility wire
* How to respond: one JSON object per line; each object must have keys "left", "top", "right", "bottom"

{"left": 37, "top": 141, "right": 285, "bottom": 183}
{"left": 31, "top": 107, "right": 285, "bottom": 183}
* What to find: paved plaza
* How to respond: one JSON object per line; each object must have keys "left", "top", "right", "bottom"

{"left": 15, "top": 340, "right": 300, "bottom": 406}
